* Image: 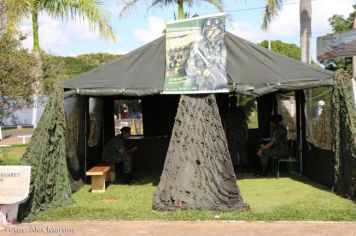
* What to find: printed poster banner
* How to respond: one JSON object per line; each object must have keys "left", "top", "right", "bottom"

{"left": 163, "top": 13, "right": 229, "bottom": 94}
{"left": 317, "top": 29, "right": 356, "bottom": 61}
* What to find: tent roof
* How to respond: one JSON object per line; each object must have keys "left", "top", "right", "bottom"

{"left": 64, "top": 32, "right": 334, "bottom": 96}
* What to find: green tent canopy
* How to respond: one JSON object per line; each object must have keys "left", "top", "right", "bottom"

{"left": 64, "top": 32, "right": 334, "bottom": 96}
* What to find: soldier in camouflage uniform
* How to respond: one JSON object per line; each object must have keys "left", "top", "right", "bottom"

{"left": 223, "top": 96, "right": 249, "bottom": 171}
{"left": 185, "top": 17, "right": 227, "bottom": 91}
{"left": 257, "top": 114, "right": 289, "bottom": 176}
{"left": 102, "top": 127, "right": 138, "bottom": 183}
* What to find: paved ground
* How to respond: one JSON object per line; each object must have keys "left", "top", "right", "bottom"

{"left": 1, "top": 221, "right": 356, "bottom": 236}
{"left": 0, "top": 129, "right": 33, "bottom": 145}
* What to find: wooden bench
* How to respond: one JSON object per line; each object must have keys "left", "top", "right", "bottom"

{"left": 86, "top": 166, "right": 111, "bottom": 193}
{"left": 16, "top": 135, "right": 32, "bottom": 144}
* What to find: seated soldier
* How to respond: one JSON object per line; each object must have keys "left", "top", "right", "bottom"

{"left": 102, "top": 127, "right": 138, "bottom": 184}
{"left": 256, "top": 114, "right": 288, "bottom": 176}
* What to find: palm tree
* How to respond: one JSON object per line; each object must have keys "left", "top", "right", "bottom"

{"left": 4, "top": 0, "right": 116, "bottom": 127}
{"left": 120, "top": 0, "right": 224, "bottom": 20}
{"left": 262, "top": 0, "right": 312, "bottom": 64}
{"left": 261, "top": 0, "right": 282, "bottom": 50}
{"left": 299, "top": 0, "right": 312, "bottom": 64}
{"left": 1, "top": 0, "right": 25, "bottom": 35}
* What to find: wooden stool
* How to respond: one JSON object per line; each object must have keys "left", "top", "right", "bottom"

{"left": 86, "top": 166, "right": 111, "bottom": 193}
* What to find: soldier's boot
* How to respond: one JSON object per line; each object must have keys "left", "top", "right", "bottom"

{"left": 260, "top": 166, "right": 268, "bottom": 177}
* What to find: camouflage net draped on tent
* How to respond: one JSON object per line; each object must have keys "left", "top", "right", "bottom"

{"left": 153, "top": 94, "right": 249, "bottom": 211}
{"left": 332, "top": 69, "right": 356, "bottom": 199}
{"left": 19, "top": 83, "right": 73, "bottom": 221}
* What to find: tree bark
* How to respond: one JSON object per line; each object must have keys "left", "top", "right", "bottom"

{"left": 153, "top": 94, "right": 248, "bottom": 211}
{"left": 31, "top": 7, "right": 43, "bottom": 128}
{"left": 300, "top": 0, "right": 312, "bottom": 64}
{"left": 353, "top": 18, "right": 356, "bottom": 79}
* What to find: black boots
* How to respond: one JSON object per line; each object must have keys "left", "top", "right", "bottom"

{"left": 255, "top": 166, "right": 268, "bottom": 177}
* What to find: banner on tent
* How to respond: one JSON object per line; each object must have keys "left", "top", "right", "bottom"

{"left": 163, "top": 13, "right": 229, "bottom": 94}
{"left": 317, "top": 29, "right": 356, "bottom": 61}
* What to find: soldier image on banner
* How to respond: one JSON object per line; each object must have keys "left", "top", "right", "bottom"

{"left": 185, "top": 17, "right": 226, "bottom": 91}
{"left": 164, "top": 13, "right": 228, "bottom": 94}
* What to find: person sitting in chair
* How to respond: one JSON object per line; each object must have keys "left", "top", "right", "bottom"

{"left": 102, "top": 126, "right": 138, "bottom": 184}
{"left": 256, "top": 114, "right": 288, "bottom": 176}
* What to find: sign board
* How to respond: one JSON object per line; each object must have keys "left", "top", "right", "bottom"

{"left": 317, "top": 29, "right": 356, "bottom": 61}
{"left": 0, "top": 166, "right": 31, "bottom": 204}
{"left": 163, "top": 13, "right": 229, "bottom": 94}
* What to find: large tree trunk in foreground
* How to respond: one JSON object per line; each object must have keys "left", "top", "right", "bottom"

{"left": 153, "top": 94, "right": 248, "bottom": 211}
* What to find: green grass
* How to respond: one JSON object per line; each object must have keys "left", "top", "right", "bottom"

{"left": 37, "top": 173, "right": 356, "bottom": 221}
{"left": 0, "top": 144, "right": 26, "bottom": 165}
{"left": 247, "top": 111, "right": 259, "bottom": 129}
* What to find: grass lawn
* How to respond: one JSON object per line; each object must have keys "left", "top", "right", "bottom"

{"left": 0, "top": 144, "right": 26, "bottom": 165}
{"left": 37, "top": 173, "right": 356, "bottom": 221}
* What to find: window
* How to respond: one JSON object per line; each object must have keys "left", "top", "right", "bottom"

{"left": 114, "top": 99, "right": 143, "bottom": 135}
{"left": 235, "top": 95, "right": 258, "bottom": 129}
{"left": 304, "top": 88, "right": 333, "bottom": 150}
{"left": 276, "top": 92, "right": 297, "bottom": 141}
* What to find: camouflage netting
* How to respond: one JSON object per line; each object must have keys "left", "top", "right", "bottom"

{"left": 332, "top": 69, "right": 356, "bottom": 199}
{"left": 64, "top": 94, "right": 85, "bottom": 192}
{"left": 19, "top": 83, "right": 73, "bottom": 221}
{"left": 153, "top": 94, "right": 249, "bottom": 211}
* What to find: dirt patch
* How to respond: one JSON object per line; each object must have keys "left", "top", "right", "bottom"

{"left": 99, "top": 198, "right": 119, "bottom": 203}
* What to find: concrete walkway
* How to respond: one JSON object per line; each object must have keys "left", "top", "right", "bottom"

{"left": 1, "top": 221, "right": 356, "bottom": 236}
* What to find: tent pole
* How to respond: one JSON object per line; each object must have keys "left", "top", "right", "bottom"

{"left": 297, "top": 91, "right": 304, "bottom": 175}
{"left": 84, "top": 97, "right": 88, "bottom": 181}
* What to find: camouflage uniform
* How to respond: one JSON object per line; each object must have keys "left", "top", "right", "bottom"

{"left": 225, "top": 108, "right": 248, "bottom": 166}
{"left": 185, "top": 18, "right": 227, "bottom": 91}
{"left": 260, "top": 124, "right": 289, "bottom": 167}
{"left": 102, "top": 135, "right": 132, "bottom": 174}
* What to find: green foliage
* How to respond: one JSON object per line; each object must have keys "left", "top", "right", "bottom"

{"left": 261, "top": 0, "right": 283, "bottom": 30}
{"left": 259, "top": 40, "right": 301, "bottom": 61}
{"left": 119, "top": 0, "right": 224, "bottom": 19}
{"left": 35, "top": 174, "right": 356, "bottom": 221}
{"left": 0, "top": 33, "right": 36, "bottom": 119}
{"left": 328, "top": 5, "right": 356, "bottom": 33}
{"left": 327, "top": 5, "right": 355, "bottom": 75}
{"left": 42, "top": 53, "right": 119, "bottom": 93}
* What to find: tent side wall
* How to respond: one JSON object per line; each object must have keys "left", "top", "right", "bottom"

{"left": 64, "top": 91, "right": 338, "bottom": 190}
{"left": 304, "top": 144, "right": 335, "bottom": 187}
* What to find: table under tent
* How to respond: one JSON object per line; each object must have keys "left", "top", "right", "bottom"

{"left": 19, "top": 32, "right": 356, "bottom": 220}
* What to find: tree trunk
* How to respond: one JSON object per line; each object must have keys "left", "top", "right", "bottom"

{"left": 177, "top": 0, "right": 184, "bottom": 20}
{"left": 153, "top": 94, "right": 248, "bottom": 211}
{"left": 31, "top": 8, "right": 42, "bottom": 128}
{"left": 0, "top": 0, "right": 5, "bottom": 33}
{"left": 300, "top": 0, "right": 312, "bottom": 64}
{"left": 353, "top": 18, "right": 356, "bottom": 78}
